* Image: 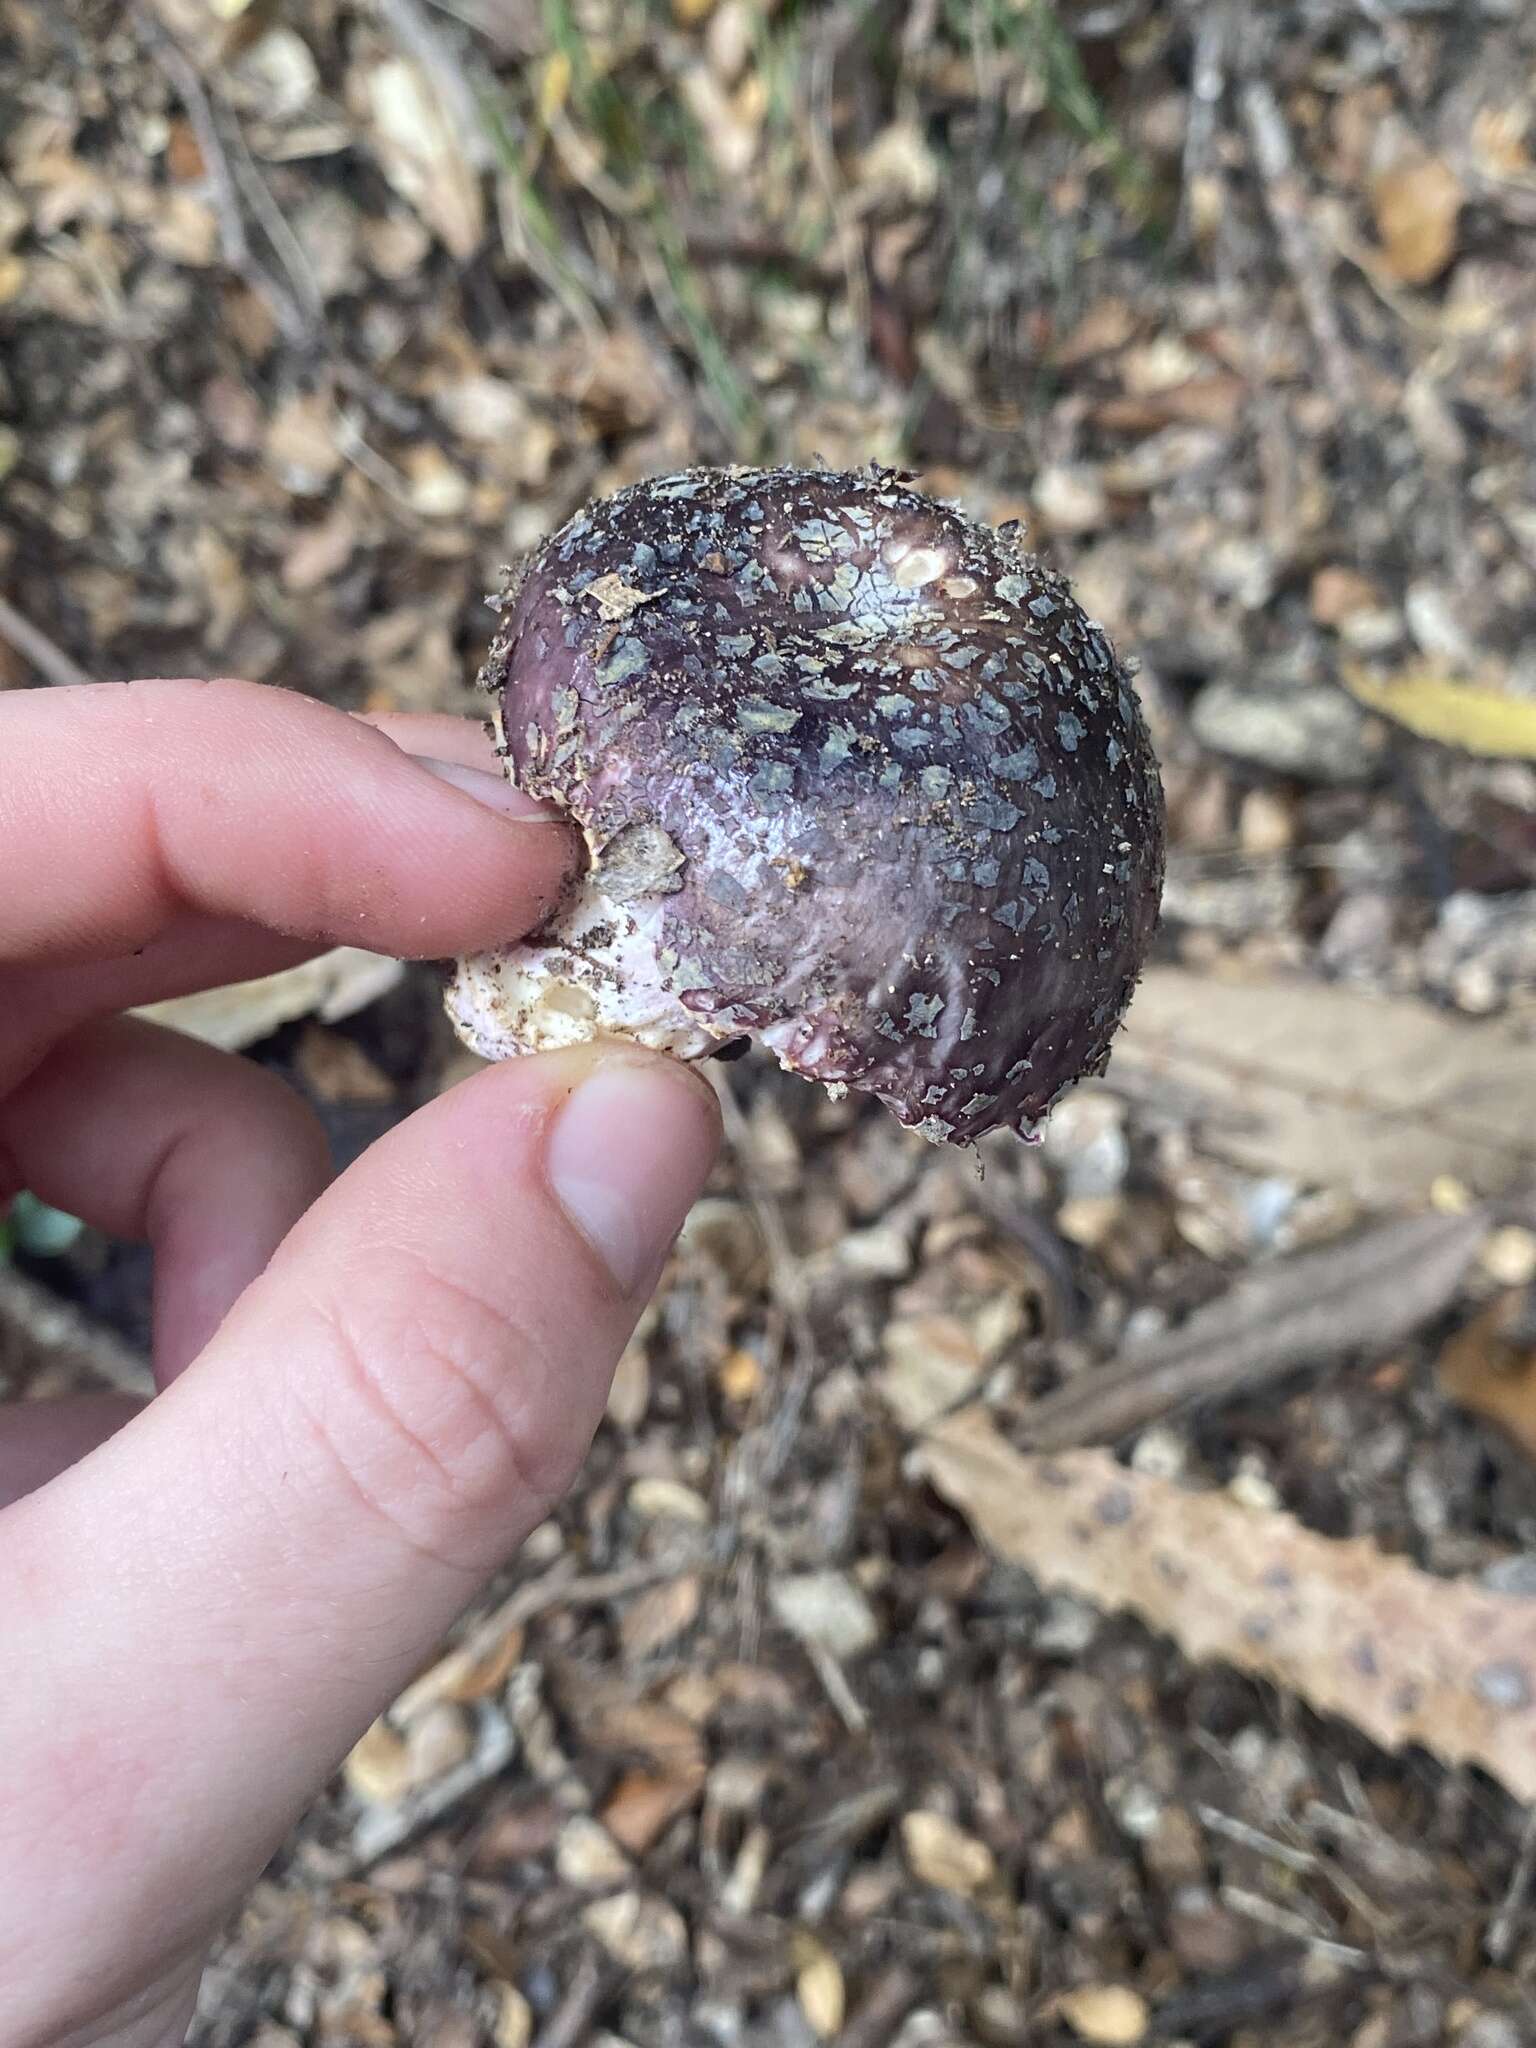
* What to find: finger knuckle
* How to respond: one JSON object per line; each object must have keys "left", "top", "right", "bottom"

{"left": 291, "top": 1266, "right": 575, "bottom": 1574}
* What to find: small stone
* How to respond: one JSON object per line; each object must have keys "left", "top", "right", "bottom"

{"left": 716, "top": 1347, "right": 763, "bottom": 1401}
{"left": 1311, "top": 565, "right": 1387, "bottom": 627}
{"left": 404, "top": 444, "right": 472, "bottom": 519}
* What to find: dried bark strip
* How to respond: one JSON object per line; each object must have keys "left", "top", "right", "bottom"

{"left": 1019, "top": 1205, "right": 1487, "bottom": 1449}
{"left": 1239, "top": 78, "right": 1361, "bottom": 409}
{"left": 916, "top": 1406, "right": 1536, "bottom": 1801}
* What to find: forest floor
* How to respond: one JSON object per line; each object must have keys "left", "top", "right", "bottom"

{"left": 4, "top": 2, "right": 1536, "bottom": 2043}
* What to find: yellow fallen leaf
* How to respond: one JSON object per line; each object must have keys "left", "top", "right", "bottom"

{"left": 1340, "top": 663, "right": 1536, "bottom": 760}
{"left": 537, "top": 50, "right": 571, "bottom": 127}
{"left": 1371, "top": 149, "right": 1462, "bottom": 285}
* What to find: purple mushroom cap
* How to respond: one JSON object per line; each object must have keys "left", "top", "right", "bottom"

{"left": 447, "top": 463, "right": 1164, "bottom": 1144}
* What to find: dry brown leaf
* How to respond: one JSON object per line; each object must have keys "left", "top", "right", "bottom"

{"left": 877, "top": 1312, "right": 985, "bottom": 1429}
{"left": 366, "top": 56, "right": 484, "bottom": 261}
{"left": 1310, "top": 565, "right": 1387, "bottom": 627}
{"left": 916, "top": 1407, "right": 1536, "bottom": 1801}
{"left": 602, "top": 1765, "right": 705, "bottom": 1856}
{"left": 282, "top": 507, "right": 359, "bottom": 593}
{"left": 1372, "top": 148, "right": 1463, "bottom": 285}
{"left": 1111, "top": 965, "right": 1536, "bottom": 1202}
{"left": 264, "top": 387, "right": 341, "bottom": 495}
{"left": 1437, "top": 1294, "right": 1536, "bottom": 1460}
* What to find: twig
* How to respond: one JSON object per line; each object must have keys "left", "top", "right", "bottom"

{"left": 0, "top": 593, "right": 91, "bottom": 689}
{"left": 1176, "top": 2, "right": 1229, "bottom": 244}
{"left": 839, "top": 1965, "right": 922, "bottom": 2048}
{"left": 347, "top": 1708, "right": 519, "bottom": 1869}
{"left": 0, "top": 1266, "right": 153, "bottom": 1397}
{"left": 1016, "top": 1205, "right": 1487, "bottom": 1450}
{"left": 531, "top": 1948, "right": 619, "bottom": 2048}
{"left": 222, "top": 111, "right": 324, "bottom": 333}
{"left": 132, "top": 5, "right": 312, "bottom": 347}
{"left": 714, "top": 1076, "right": 821, "bottom": 1490}
{"left": 1488, "top": 1802, "right": 1536, "bottom": 1964}
{"left": 389, "top": 1556, "right": 677, "bottom": 1722}
{"left": 1239, "top": 77, "right": 1361, "bottom": 412}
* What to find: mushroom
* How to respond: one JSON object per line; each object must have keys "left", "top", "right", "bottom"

{"left": 447, "top": 464, "right": 1163, "bottom": 1144}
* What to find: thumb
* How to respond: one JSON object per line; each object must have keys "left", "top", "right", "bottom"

{"left": 0, "top": 1045, "right": 718, "bottom": 2032}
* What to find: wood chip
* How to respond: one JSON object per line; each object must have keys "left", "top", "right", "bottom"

{"left": 1372, "top": 147, "right": 1463, "bottom": 285}
{"left": 582, "top": 1891, "right": 688, "bottom": 1971}
{"left": 900, "top": 1810, "right": 996, "bottom": 1896}
{"left": 1056, "top": 1984, "right": 1150, "bottom": 2045}
{"left": 619, "top": 1574, "right": 702, "bottom": 1658}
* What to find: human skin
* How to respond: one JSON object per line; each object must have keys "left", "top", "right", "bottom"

{"left": 0, "top": 678, "right": 721, "bottom": 2048}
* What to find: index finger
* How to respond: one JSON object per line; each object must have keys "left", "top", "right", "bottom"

{"left": 0, "top": 679, "right": 577, "bottom": 965}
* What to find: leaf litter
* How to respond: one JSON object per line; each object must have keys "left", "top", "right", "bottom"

{"left": 4, "top": 0, "right": 1536, "bottom": 2041}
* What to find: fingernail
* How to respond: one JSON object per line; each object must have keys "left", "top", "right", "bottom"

{"left": 546, "top": 1053, "right": 720, "bottom": 1295}
{"left": 415, "top": 755, "right": 562, "bottom": 823}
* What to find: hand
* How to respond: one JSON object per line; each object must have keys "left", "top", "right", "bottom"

{"left": 0, "top": 679, "right": 721, "bottom": 2048}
